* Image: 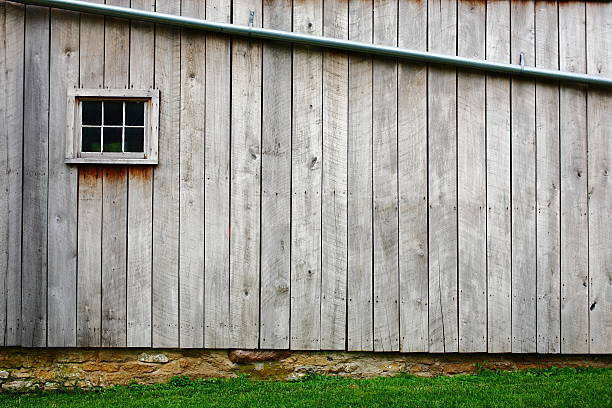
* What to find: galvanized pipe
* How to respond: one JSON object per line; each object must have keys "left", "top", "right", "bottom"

{"left": 11, "top": 0, "right": 612, "bottom": 88}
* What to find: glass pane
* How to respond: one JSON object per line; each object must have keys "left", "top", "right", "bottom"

{"left": 82, "top": 101, "right": 102, "bottom": 125}
{"left": 125, "top": 102, "right": 145, "bottom": 126}
{"left": 82, "top": 127, "right": 101, "bottom": 152}
{"left": 103, "top": 127, "right": 123, "bottom": 152}
{"left": 124, "top": 128, "right": 144, "bottom": 152}
{"left": 104, "top": 101, "right": 123, "bottom": 125}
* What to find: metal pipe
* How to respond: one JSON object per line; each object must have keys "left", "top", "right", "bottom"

{"left": 12, "top": 0, "right": 612, "bottom": 88}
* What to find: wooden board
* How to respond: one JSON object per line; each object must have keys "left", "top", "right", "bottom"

{"left": 152, "top": 0, "right": 181, "bottom": 347}
{"left": 457, "top": 0, "right": 486, "bottom": 353}
{"left": 127, "top": 0, "right": 155, "bottom": 348}
{"left": 47, "top": 9, "right": 79, "bottom": 347}
{"left": 291, "top": 0, "right": 323, "bottom": 350}
{"left": 398, "top": 0, "right": 428, "bottom": 353}
{"left": 178, "top": 0, "right": 206, "bottom": 349}
{"left": 372, "top": 0, "right": 398, "bottom": 352}
{"left": 229, "top": 0, "right": 262, "bottom": 349}
{"left": 427, "top": 0, "right": 458, "bottom": 353}
{"left": 101, "top": 0, "right": 129, "bottom": 347}
{"left": 260, "top": 0, "right": 292, "bottom": 350}
{"left": 76, "top": 0, "right": 104, "bottom": 347}
{"left": 535, "top": 1, "right": 560, "bottom": 354}
{"left": 0, "top": 2, "right": 24, "bottom": 346}
{"left": 22, "top": 5, "right": 50, "bottom": 347}
{"left": 510, "top": 0, "right": 537, "bottom": 353}
{"left": 559, "top": 1, "right": 589, "bottom": 354}
{"left": 321, "top": 0, "right": 348, "bottom": 351}
{"left": 485, "top": 0, "right": 511, "bottom": 353}
{"left": 347, "top": 0, "right": 373, "bottom": 352}
{"left": 100, "top": 167, "right": 128, "bottom": 347}
{"left": 586, "top": 1, "right": 612, "bottom": 354}
{"left": 204, "top": 0, "right": 232, "bottom": 348}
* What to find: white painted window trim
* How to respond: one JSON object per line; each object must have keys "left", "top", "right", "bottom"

{"left": 65, "top": 88, "right": 160, "bottom": 165}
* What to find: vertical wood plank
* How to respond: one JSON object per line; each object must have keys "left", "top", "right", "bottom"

{"left": 486, "top": 0, "right": 511, "bottom": 353}
{"left": 204, "top": 0, "right": 231, "bottom": 348}
{"left": 559, "top": 1, "right": 589, "bottom": 354}
{"left": 22, "top": 5, "right": 50, "bottom": 347}
{"left": 321, "top": 0, "right": 348, "bottom": 350}
{"left": 291, "top": 0, "right": 323, "bottom": 350}
{"left": 100, "top": 166, "right": 127, "bottom": 347}
{"left": 0, "top": 2, "right": 24, "bottom": 346}
{"left": 586, "top": 0, "right": 612, "bottom": 354}
{"left": 229, "top": 0, "right": 262, "bottom": 349}
{"left": 535, "top": 0, "right": 560, "bottom": 354}
{"left": 398, "top": 0, "right": 428, "bottom": 353}
{"left": 77, "top": 0, "right": 104, "bottom": 347}
{"left": 260, "top": 0, "right": 292, "bottom": 350}
{"left": 47, "top": 8, "right": 79, "bottom": 347}
{"left": 127, "top": 0, "right": 155, "bottom": 348}
{"left": 102, "top": 0, "right": 130, "bottom": 347}
{"left": 153, "top": 0, "right": 181, "bottom": 347}
{"left": 428, "top": 0, "right": 458, "bottom": 353}
{"left": 372, "top": 0, "right": 398, "bottom": 352}
{"left": 511, "top": 0, "right": 537, "bottom": 353}
{"left": 347, "top": 0, "right": 373, "bottom": 352}
{"left": 457, "top": 0, "right": 486, "bottom": 353}
{"left": 179, "top": 0, "right": 206, "bottom": 348}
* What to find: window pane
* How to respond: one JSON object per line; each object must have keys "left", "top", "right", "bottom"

{"left": 82, "top": 127, "right": 101, "bottom": 152}
{"left": 124, "top": 128, "right": 144, "bottom": 152}
{"left": 103, "top": 127, "right": 123, "bottom": 152}
{"left": 104, "top": 101, "right": 123, "bottom": 125}
{"left": 125, "top": 102, "right": 145, "bottom": 126}
{"left": 82, "top": 101, "right": 102, "bottom": 125}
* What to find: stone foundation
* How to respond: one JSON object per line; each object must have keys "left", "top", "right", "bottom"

{"left": 0, "top": 348, "right": 610, "bottom": 391}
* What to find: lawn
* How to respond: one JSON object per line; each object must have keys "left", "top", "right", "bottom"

{"left": 1, "top": 367, "right": 610, "bottom": 408}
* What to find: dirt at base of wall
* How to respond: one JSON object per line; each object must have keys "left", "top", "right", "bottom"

{"left": 0, "top": 348, "right": 610, "bottom": 391}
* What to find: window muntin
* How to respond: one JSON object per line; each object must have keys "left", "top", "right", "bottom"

{"left": 65, "top": 88, "right": 159, "bottom": 165}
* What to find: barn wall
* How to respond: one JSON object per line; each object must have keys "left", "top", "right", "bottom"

{"left": 0, "top": 0, "right": 611, "bottom": 353}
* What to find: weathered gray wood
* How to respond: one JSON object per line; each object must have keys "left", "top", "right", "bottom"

{"left": 535, "top": 1, "right": 560, "bottom": 354}
{"left": 152, "top": 0, "right": 181, "bottom": 347}
{"left": 0, "top": 1, "right": 23, "bottom": 347}
{"left": 372, "top": 0, "right": 398, "bottom": 353}
{"left": 398, "top": 0, "right": 427, "bottom": 353}
{"left": 291, "top": 0, "right": 323, "bottom": 350}
{"left": 77, "top": 0, "right": 104, "bottom": 347}
{"left": 510, "top": 0, "right": 537, "bottom": 353}
{"left": 320, "top": 0, "right": 348, "bottom": 351}
{"left": 22, "top": 4, "right": 50, "bottom": 347}
{"left": 127, "top": 0, "right": 154, "bottom": 348}
{"left": 101, "top": 167, "right": 128, "bottom": 347}
{"left": 347, "top": 0, "right": 373, "bottom": 352}
{"left": 428, "top": 0, "right": 458, "bottom": 353}
{"left": 178, "top": 0, "right": 206, "bottom": 349}
{"left": 457, "top": 0, "right": 486, "bottom": 353}
{"left": 204, "top": 0, "right": 232, "bottom": 348}
{"left": 586, "top": 1, "right": 612, "bottom": 354}
{"left": 101, "top": 0, "right": 130, "bottom": 348}
{"left": 229, "top": 0, "right": 262, "bottom": 349}
{"left": 559, "top": 1, "right": 589, "bottom": 354}
{"left": 47, "top": 8, "right": 79, "bottom": 347}
{"left": 260, "top": 0, "right": 292, "bottom": 350}
{"left": 485, "top": 0, "right": 511, "bottom": 353}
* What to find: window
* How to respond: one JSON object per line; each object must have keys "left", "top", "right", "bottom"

{"left": 65, "top": 89, "right": 159, "bottom": 164}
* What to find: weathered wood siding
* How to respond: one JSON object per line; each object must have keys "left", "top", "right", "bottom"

{"left": 1, "top": 0, "right": 611, "bottom": 353}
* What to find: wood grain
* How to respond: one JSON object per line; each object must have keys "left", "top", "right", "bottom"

{"left": 347, "top": 0, "right": 373, "bottom": 352}
{"left": 260, "top": 0, "right": 292, "bottom": 350}
{"left": 0, "top": 1, "right": 24, "bottom": 346}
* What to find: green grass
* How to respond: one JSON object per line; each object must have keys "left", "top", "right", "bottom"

{"left": 1, "top": 367, "right": 610, "bottom": 408}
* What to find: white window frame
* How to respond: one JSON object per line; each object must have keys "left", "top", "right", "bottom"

{"left": 65, "top": 88, "right": 159, "bottom": 165}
